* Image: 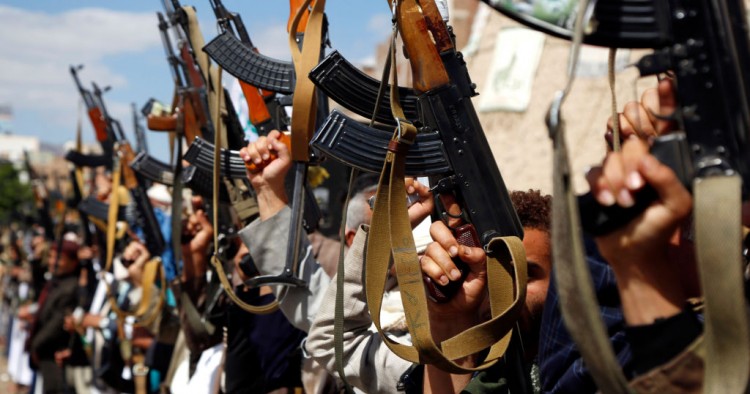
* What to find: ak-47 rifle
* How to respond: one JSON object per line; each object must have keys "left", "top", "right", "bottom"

{"left": 68, "top": 167, "right": 94, "bottom": 247}
{"left": 489, "top": 1, "right": 750, "bottom": 392}
{"left": 64, "top": 150, "right": 112, "bottom": 169}
{"left": 311, "top": 0, "right": 523, "bottom": 274}
{"left": 132, "top": 103, "right": 149, "bottom": 155}
{"left": 149, "top": 11, "right": 207, "bottom": 144}
{"left": 91, "top": 83, "right": 166, "bottom": 257}
{"left": 24, "top": 151, "right": 54, "bottom": 240}
{"left": 323, "top": 0, "right": 526, "bottom": 376}
{"left": 207, "top": 0, "right": 287, "bottom": 136}
{"left": 70, "top": 65, "right": 114, "bottom": 168}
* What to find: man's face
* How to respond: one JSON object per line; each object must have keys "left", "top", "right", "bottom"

{"left": 519, "top": 228, "right": 552, "bottom": 358}
{"left": 47, "top": 247, "right": 78, "bottom": 276}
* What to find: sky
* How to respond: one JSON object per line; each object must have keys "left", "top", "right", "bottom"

{"left": 0, "top": 1, "right": 392, "bottom": 161}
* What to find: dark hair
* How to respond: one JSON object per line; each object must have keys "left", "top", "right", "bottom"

{"left": 510, "top": 189, "right": 551, "bottom": 231}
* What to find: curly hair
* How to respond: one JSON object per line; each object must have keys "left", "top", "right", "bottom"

{"left": 510, "top": 189, "right": 551, "bottom": 231}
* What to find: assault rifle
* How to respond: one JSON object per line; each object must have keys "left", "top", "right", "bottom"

{"left": 488, "top": 1, "right": 750, "bottom": 391}
{"left": 70, "top": 65, "right": 114, "bottom": 167}
{"left": 91, "top": 82, "right": 165, "bottom": 257}
{"left": 77, "top": 196, "right": 127, "bottom": 223}
{"left": 311, "top": 2, "right": 523, "bottom": 295}
{"left": 64, "top": 150, "right": 112, "bottom": 168}
{"left": 132, "top": 103, "right": 149, "bottom": 154}
{"left": 149, "top": 11, "right": 206, "bottom": 144}
{"left": 68, "top": 167, "right": 95, "bottom": 247}
{"left": 24, "top": 151, "right": 54, "bottom": 240}
{"left": 207, "top": 0, "right": 286, "bottom": 135}
{"left": 499, "top": 0, "right": 750, "bottom": 235}
{"left": 158, "top": 2, "right": 214, "bottom": 143}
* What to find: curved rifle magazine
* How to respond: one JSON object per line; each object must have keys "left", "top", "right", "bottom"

{"left": 203, "top": 31, "right": 296, "bottom": 94}
{"left": 310, "top": 50, "right": 420, "bottom": 126}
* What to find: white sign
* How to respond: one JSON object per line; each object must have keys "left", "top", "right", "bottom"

{"left": 479, "top": 27, "right": 546, "bottom": 113}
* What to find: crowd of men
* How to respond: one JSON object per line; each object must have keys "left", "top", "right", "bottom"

{"left": 0, "top": 79, "right": 715, "bottom": 394}
{"left": 0, "top": 0, "right": 741, "bottom": 392}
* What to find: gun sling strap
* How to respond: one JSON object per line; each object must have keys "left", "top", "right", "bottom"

{"left": 288, "top": 0, "right": 327, "bottom": 162}
{"left": 210, "top": 67, "right": 280, "bottom": 315}
{"left": 103, "top": 157, "right": 168, "bottom": 394}
{"left": 365, "top": 1, "right": 526, "bottom": 373}
{"left": 548, "top": 0, "right": 750, "bottom": 392}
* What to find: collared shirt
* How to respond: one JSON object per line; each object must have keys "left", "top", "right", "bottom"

{"left": 537, "top": 237, "right": 633, "bottom": 393}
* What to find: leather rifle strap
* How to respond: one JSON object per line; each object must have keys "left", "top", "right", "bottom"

{"left": 287, "top": 0, "right": 327, "bottom": 161}
{"left": 694, "top": 176, "right": 750, "bottom": 393}
{"left": 332, "top": 21, "right": 399, "bottom": 392}
{"left": 365, "top": 2, "right": 526, "bottom": 373}
{"left": 210, "top": 66, "right": 279, "bottom": 314}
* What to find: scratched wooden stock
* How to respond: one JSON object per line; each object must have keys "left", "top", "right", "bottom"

{"left": 396, "top": 0, "right": 449, "bottom": 93}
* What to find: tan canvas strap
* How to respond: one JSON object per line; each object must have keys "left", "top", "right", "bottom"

{"left": 105, "top": 158, "right": 123, "bottom": 273}
{"left": 364, "top": 6, "right": 526, "bottom": 373}
{"left": 694, "top": 175, "right": 750, "bottom": 393}
{"left": 333, "top": 24, "right": 399, "bottom": 390}
{"left": 74, "top": 100, "right": 86, "bottom": 198}
{"left": 211, "top": 67, "right": 279, "bottom": 314}
{"left": 545, "top": 0, "right": 633, "bottom": 392}
{"left": 608, "top": 48, "right": 621, "bottom": 152}
{"left": 184, "top": 6, "right": 210, "bottom": 88}
{"left": 134, "top": 257, "right": 167, "bottom": 326}
{"left": 104, "top": 158, "right": 167, "bottom": 327}
{"left": 287, "top": 0, "right": 327, "bottom": 161}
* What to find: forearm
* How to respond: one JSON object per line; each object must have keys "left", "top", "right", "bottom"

{"left": 239, "top": 206, "right": 325, "bottom": 331}
{"left": 255, "top": 185, "right": 288, "bottom": 221}
{"left": 608, "top": 252, "right": 685, "bottom": 326}
{"left": 423, "top": 314, "right": 480, "bottom": 393}
{"left": 307, "top": 227, "right": 412, "bottom": 393}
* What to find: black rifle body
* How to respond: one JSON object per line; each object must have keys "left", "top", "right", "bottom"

{"left": 92, "top": 83, "right": 166, "bottom": 257}
{"left": 575, "top": 0, "right": 750, "bottom": 235}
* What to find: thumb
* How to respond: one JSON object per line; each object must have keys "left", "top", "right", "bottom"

{"left": 195, "top": 209, "right": 212, "bottom": 228}
{"left": 638, "top": 154, "right": 692, "bottom": 220}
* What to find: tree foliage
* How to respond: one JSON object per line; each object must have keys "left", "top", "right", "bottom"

{"left": 0, "top": 163, "right": 33, "bottom": 224}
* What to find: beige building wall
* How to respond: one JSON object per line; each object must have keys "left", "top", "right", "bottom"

{"left": 360, "top": 1, "right": 659, "bottom": 196}
{"left": 459, "top": 3, "right": 654, "bottom": 195}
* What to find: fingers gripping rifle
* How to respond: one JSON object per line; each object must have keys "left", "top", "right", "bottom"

{"left": 511, "top": 1, "right": 750, "bottom": 391}
{"left": 317, "top": 0, "right": 526, "bottom": 374}
{"left": 91, "top": 83, "right": 166, "bottom": 258}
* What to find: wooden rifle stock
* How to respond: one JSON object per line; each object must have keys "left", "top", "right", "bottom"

{"left": 181, "top": 97, "right": 201, "bottom": 144}
{"left": 147, "top": 114, "right": 177, "bottom": 131}
{"left": 88, "top": 107, "right": 109, "bottom": 142}
{"left": 417, "top": 0, "right": 453, "bottom": 53}
{"left": 396, "top": 0, "right": 449, "bottom": 93}
{"left": 117, "top": 143, "right": 140, "bottom": 189}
